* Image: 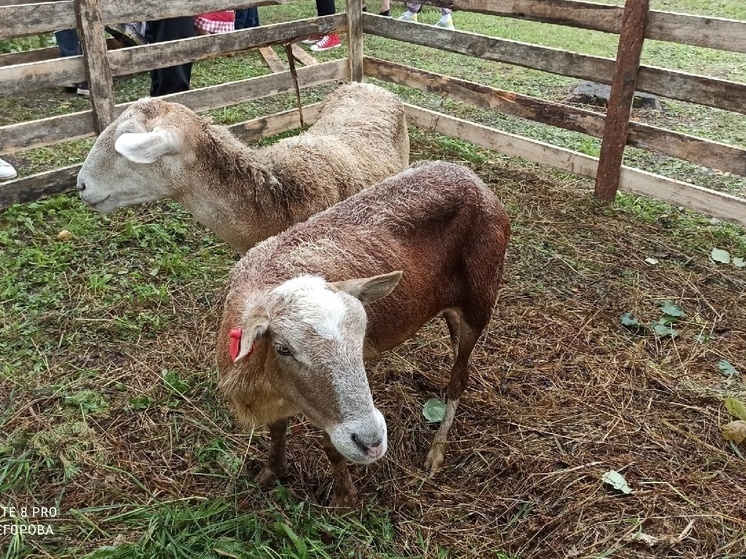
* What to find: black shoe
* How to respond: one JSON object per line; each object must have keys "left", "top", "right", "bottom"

{"left": 76, "top": 82, "right": 90, "bottom": 97}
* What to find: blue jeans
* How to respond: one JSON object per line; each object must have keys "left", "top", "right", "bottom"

{"left": 55, "top": 29, "right": 81, "bottom": 57}
{"left": 235, "top": 8, "right": 260, "bottom": 28}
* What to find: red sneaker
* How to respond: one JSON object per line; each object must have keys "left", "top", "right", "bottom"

{"left": 310, "top": 34, "right": 341, "bottom": 52}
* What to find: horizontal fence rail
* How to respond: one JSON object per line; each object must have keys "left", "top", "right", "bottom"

{"left": 421, "top": 0, "right": 746, "bottom": 53}
{"left": 405, "top": 104, "right": 746, "bottom": 226}
{"left": 0, "top": 59, "right": 347, "bottom": 154}
{"left": 0, "top": 0, "right": 285, "bottom": 39}
{"left": 363, "top": 14, "right": 746, "bottom": 115}
{"left": 0, "top": 15, "right": 345, "bottom": 95}
{"left": 364, "top": 57, "right": 746, "bottom": 176}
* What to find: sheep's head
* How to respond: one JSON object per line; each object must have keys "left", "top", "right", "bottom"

{"left": 227, "top": 271, "right": 402, "bottom": 464}
{"left": 77, "top": 99, "right": 204, "bottom": 213}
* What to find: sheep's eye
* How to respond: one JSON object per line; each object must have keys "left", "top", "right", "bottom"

{"left": 274, "top": 344, "right": 293, "bottom": 357}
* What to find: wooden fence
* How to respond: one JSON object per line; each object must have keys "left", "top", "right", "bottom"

{"left": 1, "top": 0, "right": 746, "bottom": 225}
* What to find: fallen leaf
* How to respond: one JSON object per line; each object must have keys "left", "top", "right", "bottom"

{"left": 659, "top": 301, "right": 685, "bottom": 318}
{"left": 422, "top": 398, "right": 447, "bottom": 423}
{"left": 722, "top": 421, "right": 746, "bottom": 444}
{"left": 733, "top": 257, "right": 745, "bottom": 268}
{"left": 724, "top": 397, "right": 746, "bottom": 421}
{"left": 718, "top": 360, "right": 741, "bottom": 377}
{"left": 602, "top": 470, "right": 632, "bottom": 494}
{"left": 710, "top": 248, "right": 730, "bottom": 264}
{"left": 652, "top": 322, "right": 679, "bottom": 338}
{"left": 620, "top": 312, "right": 644, "bottom": 329}
{"left": 57, "top": 229, "right": 73, "bottom": 241}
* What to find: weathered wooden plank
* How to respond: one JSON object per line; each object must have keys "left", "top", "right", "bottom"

{"left": 0, "top": 106, "right": 320, "bottom": 210}
{"left": 106, "top": 15, "right": 344, "bottom": 75}
{"left": 595, "top": 0, "right": 649, "bottom": 201}
{"left": 289, "top": 44, "right": 319, "bottom": 66}
{"left": 0, "top": 15, "right": 345, "bottom": 95}
{"left": 405, "top": 104, "right": 746, "bottom": 226}
{"left": 422, "top": 0, "right": 746, "bottom": 54}
{"left": 259, "top": 47, "right": 287, "bottom": 73}
{"left": 0, "top": 39, "right": 120, "bottom": 68}
{"left": 347, "top": 0, "right": 364, "bottom": 82}
{"left": 0, "top": 0, "right": 286, "bottom": 39}
{"left": 362, "top": 14, "right": 746, "bottom": 114}
{"left": 0, "top": 165, "right": 81, "bottom": 209}
{"left": 76, "top": 0, "right": 116, "bottom": 132}
{"left": 636, "top": 66, "right": 745, "bottom": 114}
{"left": 0, "top": 59, "right": 346, "bottom": 154}
{"left": 230, "top": 104, "right": 322, "bottom": 143}
{"left": 364, "top": 57, "right": 746, "bottom": 176}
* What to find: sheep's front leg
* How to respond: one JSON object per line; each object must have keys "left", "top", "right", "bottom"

{"left": 255, "top": 419, "right": 288, "bottom": 488}
{"left": 425, "top": 319, "right": 478, "bottom": 475}
{"left": 321, "top": 432, "right": 358, "bottom": 509}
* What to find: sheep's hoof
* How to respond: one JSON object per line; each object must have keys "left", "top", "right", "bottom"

{"left": 424, "top": 442, "right": 446, "bottom": 475}
{"left": 255, "top": 466, "right": 279, "bottom": 489}
{"left": 330, "top": 488, "right": 358, "bottom": 510}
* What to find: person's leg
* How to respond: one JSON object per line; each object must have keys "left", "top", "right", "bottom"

{"left": 54, "top": 30, "right": 88, "bottom": 95}
{"left": 379, "top": 0, "right": 391, "bottom": 16}
{"left": 54, "top": 29, "right": 81, "bottom": 57}
{"left": 309, "top": 0, "right": 341, "bottom": 51}
{"left": 399, "top": 2, "right": 420, "bottom": 20}
{"left": 235, "top": 7, "right": 260, "bottom": 29}
{"left": 146, "top": 17, "right": 195, "bottom": 97}
{"left": 436, "top": 7, "right": 454, "bottom": 29}
{"left": 0, "top": 157, "right": 17, "bottom": 181}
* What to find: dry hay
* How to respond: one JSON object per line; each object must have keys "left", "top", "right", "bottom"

{"left": 2, "top": 140, "right": 745, "bottom": 558}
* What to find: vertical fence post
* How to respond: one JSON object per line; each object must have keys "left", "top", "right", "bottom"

{"left": 594, "top": 0, "right": 649, "bottom": 201}
{"left": 74, "top": 0, "right": 115, "bottom": 133}
{"left": 346, "top": 0, "right": 364, "bottom": 81}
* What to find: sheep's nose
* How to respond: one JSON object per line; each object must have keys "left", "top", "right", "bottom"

{"left": 76, "top": 177, "right": 86, "bottom": 191}
{"left": 351, "top": 433, "right": 384, "bottom": 460}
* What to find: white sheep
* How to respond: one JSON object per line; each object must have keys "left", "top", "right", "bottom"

{"left": 218, "top": 161, "right": 511, "bottom": 507}
{"left": 76, "top": 83, "right": 409, "bottom": 254}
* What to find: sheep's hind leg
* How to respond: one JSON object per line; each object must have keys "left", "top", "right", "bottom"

{"left": 256, "top": 418, "right": 288, "bottom": 488}
{"left": 322, "top": 432, "right": 358, "bottom": 509}
{"left": 424, "top": 318, "right": 479, "bottom": 475}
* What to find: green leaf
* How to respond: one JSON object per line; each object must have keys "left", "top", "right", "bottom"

{"left": 602, "top": 470, "right": 632, "bottom": 494}
{"left": 710, "top": 248, "right": 731, "bottom": 264}
{"left": 620, "top": 312, "right": 643, "bottom": 329}
{"left": 724, "top": 397, "right": 746, "bottom": 421}
{"left": 718, "top": 360, "right": 741, "bottom": 377}
{"left": 733, "top": 257, "right": 746, "bottom": 268}
{"left": 652, "top": 322, "right": 679, "bottom": 338}
{"left": 129, "top": 396, "right": 152, "bottom": 410}
{"left": 162, "top": 369, "right": 189, "bottom": 394}
{"left": 659, "top": 301, "right": 685, "bottom": 318}
{"left": 422, "top": 398, "right": 447, "bottom": 423}
{"left": 694, "top": 333, "right": 711, "bottom": 344}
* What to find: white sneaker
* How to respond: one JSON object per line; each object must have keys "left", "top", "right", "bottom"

{"left": 435, "top": 14, "right": 455, "bottom": 29}
{"left": 398, "top": 11, "right": 418, "bottom": 22}
{"left": 0, "top": 157, "right": 17, "bottom": 180}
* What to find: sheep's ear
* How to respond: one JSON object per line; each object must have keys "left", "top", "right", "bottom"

{"left": 331, "top": 271, "right": 403, "bottom": 304}
{"left": 234, "top": 310, "right": 270, "bottom": 363}
{"left": 115, "top": 128, "right": 180, "bottom": 164}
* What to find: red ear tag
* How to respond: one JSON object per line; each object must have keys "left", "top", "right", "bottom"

{"left": 229, "top": 328, "right": 242, "bottom": 362}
